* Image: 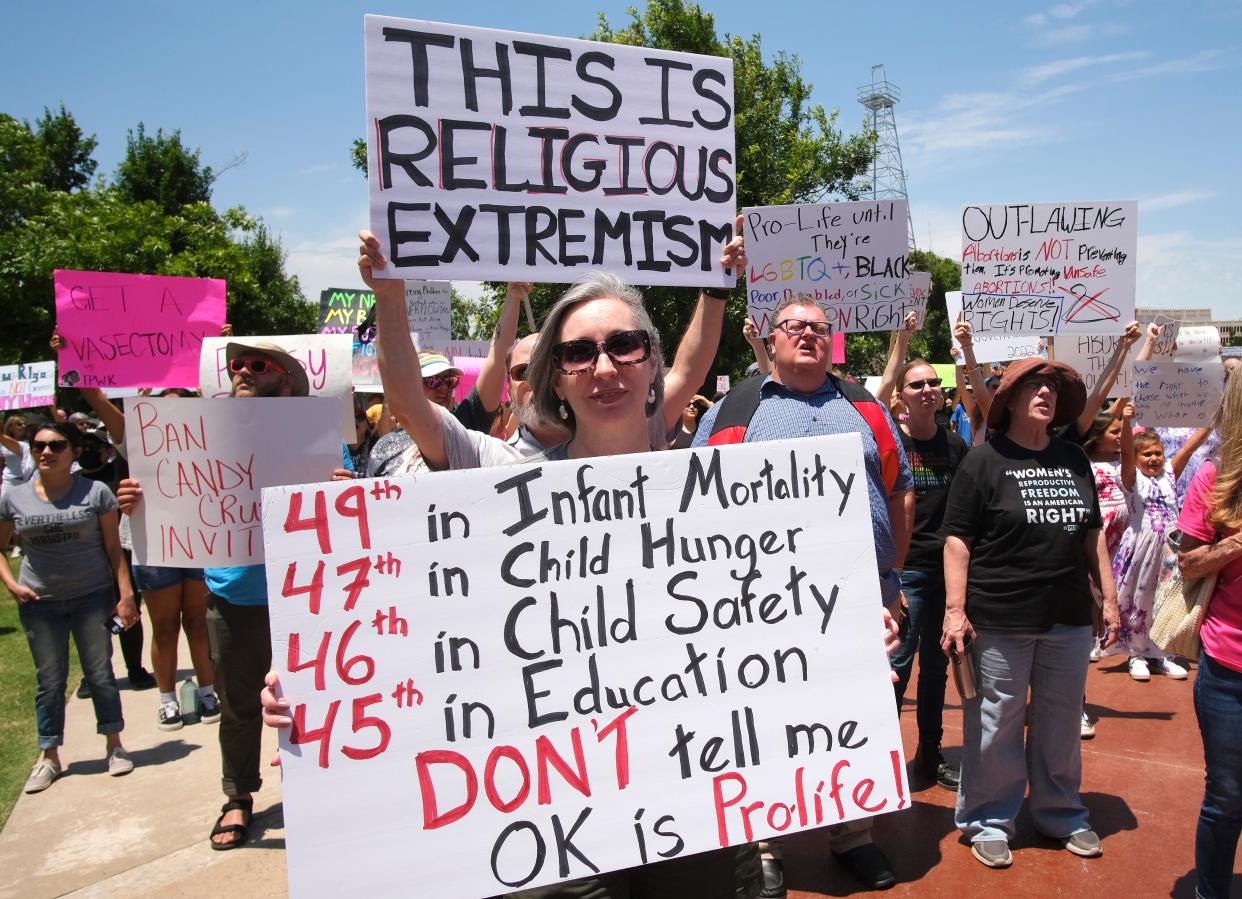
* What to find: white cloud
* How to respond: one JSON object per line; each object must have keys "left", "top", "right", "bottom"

{"left": 1024, "top": 0, "right": 1096, "bottom": 27}
{"left": 901, "top": 85, "right": 1083, "bottom": 162}
{"left": 266, "top": 205, "right": 296, "bottom": 219}
{"left": 1137, "top": 231, "right": 1242, "bottom": 320}
{"left": 1021, "top": 50, "right": 1148, "bottom": 84}
{"left": 1139, "top": 190, "right": 1214, "bottom": 212}
{"left": 1111, "top": 49, "right": 1228, "bottom": 81}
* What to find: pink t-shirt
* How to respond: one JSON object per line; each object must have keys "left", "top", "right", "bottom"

{"left": 1175, "top": 460, "right": 1242, "bottom": 672}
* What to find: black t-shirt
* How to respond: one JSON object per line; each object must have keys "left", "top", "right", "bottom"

{"left": 942, "top": 435, "right": 1102, "bottom": 632}
{"left": 1057, "top": 419, "right": 1087, "bottom": 446}
{"left": 900, "top": 426, "right": 969, "bottom": 572}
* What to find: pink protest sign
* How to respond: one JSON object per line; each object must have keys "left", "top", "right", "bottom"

{"left": 54, "top": 270, "right": 227, "bottom": 389}
{"left": 832, "top": 332, "right": 845, "bottom": 365}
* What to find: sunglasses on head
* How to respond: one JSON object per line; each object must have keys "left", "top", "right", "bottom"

{"left": 553, "top": 330, "right": 652, "bottom": 375}
{"left": 423, "top": 374, "right": 461, "bottom": 391}
{"left": 229, "top": 357, "right": 284, "bottom": 376}
{"left": 508, "top": 363, "right": 529, "bottom": 383}
{"left": 904, "top": 377, "right": 943, "bottom": 390}
{"left": 32, "top": 439, "right": 69, "bottom": 453}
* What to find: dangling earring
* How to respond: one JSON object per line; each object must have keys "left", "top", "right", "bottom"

{"left": 558, "top": 400, "right": 569, "bottom": 421}
{"left": 647, "top": 385, "right": 656, "bottom": 403}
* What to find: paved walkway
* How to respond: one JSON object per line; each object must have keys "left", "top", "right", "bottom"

{"left": 1, "top": 636, "right": 1237, "bottom": 897}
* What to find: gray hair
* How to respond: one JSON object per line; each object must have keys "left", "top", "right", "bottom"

{"left": 526, "top": 271, "right": 666, "bottom": 439}
{"left": 772, "top": 294, "right": 829, "bottom": 322}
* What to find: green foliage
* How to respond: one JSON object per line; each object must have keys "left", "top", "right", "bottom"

{"left": 0, "top": 110, "right": 312, "bottom": 366}
{"left": 350, "top": 138, "right": 367, "bottom": 178}
{"left": 32, "top": 104, "right": 97, "bottom": 193}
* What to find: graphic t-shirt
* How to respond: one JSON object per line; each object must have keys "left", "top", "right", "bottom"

{"left": 0, "top": 475, "right": 118, "bottom": 600}
{"left": 900, "top": 426, "right": 968, "bottom": 571}
{"left": 943, "top": 435, "right": 1102, "bottom": 632}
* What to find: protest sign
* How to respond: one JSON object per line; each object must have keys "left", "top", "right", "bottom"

{"left": 353, "top": 332, "right": 424, "bottom": 390}
{"left": 199, "top": 335, "right": 356, "bottom": 440}
{"left": 364, "top": 16, "right": 736, "bottom": 287}
{"left": 0, "top": 362, "right": 56, "bottom": 411}
{"left": 444, "top": 339, "right": 491, "bottom": 360}
{"left": 1051, "top": 334, "right": 1139, "bottom": 393}
{"left": 126, "top": 397, "right": 341, "bottom": 567}
{"left": 744, "top": 201, "right": 916, "bottom": 334}
{"left": 262, "top": 434, "right": 906, "bottom": 897}
{"left": 958, "top": 201, "right": 1137, "bottom": 336}
{"left": 716, "top": 374, "right": 731, "bottom": 394}
{"left": 54, "top": 270, "right": 226, "bottom": 389}
{"left": 1131, "top": 361, "right": 1224, "bottom": 427}
{"left": 945, "top": 292, "right": 1047, "bottom": 365}
{"left": 406, "top": 281, "right": 452, "bottom": 349}
{"left": 1173, "top": 326, "right": 1220, "bottom": 361}
{"left": 318, "top": 287, "right": 375, "bottom": 335}
{"left": 452, "top": 356, "right": 509, "bottom": 406}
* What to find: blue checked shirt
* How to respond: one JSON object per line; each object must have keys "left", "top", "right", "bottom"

{"left": 692, "top": 376, "right": 913, "bottom": 605}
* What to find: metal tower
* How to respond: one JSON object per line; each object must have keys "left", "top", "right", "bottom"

{"left": 857, "top": 65, "right": 915, "bottom": 248}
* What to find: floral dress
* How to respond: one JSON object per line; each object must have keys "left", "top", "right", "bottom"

{"left": 1106, "top": 463, "right": 1178, "bottom": 658}
{"left": 1091, "top": 459, "right": 1131, "bottom": 559}
{"left": 1156, "top": 427, "right": 1219, "bottom": 506}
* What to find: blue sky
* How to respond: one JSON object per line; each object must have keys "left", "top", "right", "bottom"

{"left": 2, "top": 0, "right": 1239, "bottom": 318}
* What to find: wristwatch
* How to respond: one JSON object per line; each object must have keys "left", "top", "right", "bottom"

{"left": 701, "top": 287, "right": 733, "bottom": 300}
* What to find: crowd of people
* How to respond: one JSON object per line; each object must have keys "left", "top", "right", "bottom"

{"left": 2, "top": 232, "right": 1240, "bottom": 895}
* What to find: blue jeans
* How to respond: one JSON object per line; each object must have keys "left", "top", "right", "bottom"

{"left": 1194, "top": 650, "right": 1242, "bottom": 898}
{"left": 956, "top": 624, "right": 1093, "bottom": 843}
{"left": 891, "top": 568, "right": 949, "bottom": 753}
{"left": 19, "top": 586, "right": 124, "bottom": 749}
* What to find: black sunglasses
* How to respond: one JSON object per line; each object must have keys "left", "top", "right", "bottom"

{"left": 508, "top": 363, "right": 529, "bottom": 383}
{"left": 904, "top": 377, "right": 943, "bottom": 390}
{"left": 553, "top": 330, "right": 652, "bottom": 375}
{"left": 32, "top": 439, "right": 69, "bottom": 453}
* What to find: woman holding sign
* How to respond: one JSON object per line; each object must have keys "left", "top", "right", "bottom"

{"left": 941, "top": 358, "right": 1120, "bottom": 869}
{"left": 0, "top": 422, "right": 138, "bottom": 793}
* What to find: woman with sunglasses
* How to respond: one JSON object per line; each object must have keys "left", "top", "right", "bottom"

{"left": 0, "top": 423, "right": 138, "bottom": 793}
{"left": 669, "top": 395, "right": 712, "bottom": 449}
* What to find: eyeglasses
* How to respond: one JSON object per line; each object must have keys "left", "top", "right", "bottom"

{"left": 422, "top": 374, "right": 460, "bottom": 391}
{"left": 553, "top": 330, "right": 652, "bottom": 375}
{"left": 1020, "top": 377, "right": 1059, "bottom": 394}
{"left": 903, "top": 377, "right": 943, "bottom": 391}
{"left": 32, "top": 439, "right": 69, "bottom": 453}
{"left": 229, "top": 357, "right": 285, "bottom": 376}
{"left": 508, "top": 364, "right": 529, "bottom": 383}
{"left": 773, "top": 319, "right": 831, "bottom": 338}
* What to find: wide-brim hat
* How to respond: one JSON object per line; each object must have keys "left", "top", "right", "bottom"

{"left": 986, "top": 357, "right": 1085, "bottom": 432}
{"left": 225, "top": 341, "right": 309, "bottom": 397}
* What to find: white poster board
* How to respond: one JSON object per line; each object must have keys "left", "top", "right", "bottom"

{"left": 743, "top": 201, "right": 915, "bottom": 334}
{"left": 444, "top": 339, "right": 492, "bottom": 360}
{"left": 1173, "top": 326, "right": 1221, "bottom": 361}
{"left": 0, "top": 361, "right": 56, "bottom": 411}
{"left": 126, "top": 398, "right": 341, "bottom": 567}
{"left": 365, "top": 17, "right": 736, "bottom": 287}
{"left": 959, "top": 201, "right": 1137, "bottom": 335}
{"left": 945, "top": 292, "right": 1047, "bottom": 365}
{"left": 1051, "top": 315, "right": 1180, "bottom": 394}
{"left": 199, "top": 335, "right": 356, "bottom": 441}
{"left": 261, "top": 434, "right": 907, "bottom": 897}
{"left": 1130, "top": 361, "right": 1224, "bottom": 427}
{"left": 406, "top": 281, "right": 452, "bottom": 350}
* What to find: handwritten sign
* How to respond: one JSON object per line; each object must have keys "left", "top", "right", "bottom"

{"left": 744, "top": 201, "right": 916, "bottom": 334}
{"left": 1051, "top": 315, "right": 1181, "bottom": 394}
{"left": 945, "top": 292, "right": 1047, "bottom": 365}
{"left": 716, "top": 374, "right": 731, "bottom": 394}
{"left": 958, "top": 201, "right": 1136, "bottom": 335}
{"left": 405, "top": 282, "right": 452, "bottom": 349}
{"left": 262, "top": 434, "right": 907, "bottom": 897}
{"left": 0, "top": 362, "right": 56, "bottom": 411}
{"left": 364, "top": 16, "right": 736, "bottom": 287}
{"left": 126, "top": 397, "right": 341, "bottom": 567}
{"left": 199, "top": 335, "right": 356, "bottom": 441}
{"left": 445, "top": 340, "right": 491, "bottom": 360}
{"left": 318, "top": 287, "right": 375, "bottom": 335}
{"left": 1131, "top": 361, "right": 1224, "bottom": 427}
{"left": 54, "top": 270, "right": 226, "bottom": 388}
{"left": 1173, "top": 326, "right": 1220, "bottom": 362}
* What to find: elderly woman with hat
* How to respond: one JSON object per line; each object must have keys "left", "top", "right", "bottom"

{"left": 940, "top": 357, "right": 1120, "bottom": 869}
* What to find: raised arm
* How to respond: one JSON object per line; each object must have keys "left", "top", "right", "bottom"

{"left": 1134, "top": 322, "right": 1161, "bottom": 362}
{"left": 1171, "top": 426, "right": 1213, "bottom": 480}
{"left": 742, "top": 318, "right": 772, "bottom": 376}
{"left": 661, "top": 215, "right": 746, "bottom": 434}
{"left": 0, "top": 430, "right": 19, "bottom": 455}
{"left": 474, "top": 281, "right": 528, "bottom": 413}
{"left": 876, "top": 312, "right": 917, "bottom": 408}
{"left": 1119, "top": 399, "right": 1136, "bottom": 491}
{"left": 953, "top": 318, "right": 991, "bottom": 420}
{"left": 359, "top": 229, "right": 451, "bottom": 471}
{"left": 1074, "top": 321, "right": 1142, "bottom": 436}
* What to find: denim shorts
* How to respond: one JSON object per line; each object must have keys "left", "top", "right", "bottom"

{"left": 132, "top": 564, "right": 205, "bottom": 593}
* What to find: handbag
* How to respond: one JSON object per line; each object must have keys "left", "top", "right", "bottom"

{"left": 1149, "top": 530, "right": 1217, "bottom": 658}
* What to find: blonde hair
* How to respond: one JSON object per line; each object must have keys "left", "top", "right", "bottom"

{"left": 1209, "top": 371, "right": 1242, "bottom": 532}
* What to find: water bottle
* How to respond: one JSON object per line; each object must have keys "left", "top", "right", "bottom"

{"left": 179, "top": 679, "right": 201, "bottom": 725}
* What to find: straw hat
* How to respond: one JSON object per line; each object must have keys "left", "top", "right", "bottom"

{"left": 986, "top": 357, "right": 1086, "bottom": 431}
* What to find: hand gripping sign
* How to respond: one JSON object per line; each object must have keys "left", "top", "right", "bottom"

{"left": 262, "top": 433, "right": 907, "bottom": 897}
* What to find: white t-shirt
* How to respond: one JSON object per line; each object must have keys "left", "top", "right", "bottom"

{"left": 1, "top": 442, "right": 34, "bottom": 489}
{"left": 440, "top": 407, "right": 545, "bottom": 469}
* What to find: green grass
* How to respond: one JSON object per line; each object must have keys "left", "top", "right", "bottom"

{"left": 0, "top": 557, "right": 82, "bottom": 830}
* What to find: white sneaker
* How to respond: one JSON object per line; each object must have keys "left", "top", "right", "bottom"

{"left": 107, "top": 747, "right": 134, "bottom": 777}
{"left": 157, "top": 701, "right": 183, "bottom": 731}
{"left": 24, "top": 758, "right": 60, "bottom": 793}
{"left": 1156, "top": 658, "right": 1189, "bottom": 680}
{"left": 1089, "top": 643, "right": 1102, "bottom": 662}
{"left": 1129, "top": 657, "right": 1151, "bottom": 681}
{"left": 1080, "top": 712, "right": 1096, "bottom": 739}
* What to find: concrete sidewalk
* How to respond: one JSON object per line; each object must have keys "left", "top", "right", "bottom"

{"left": 0, "top": 632, "right": 286, "bottom": 899}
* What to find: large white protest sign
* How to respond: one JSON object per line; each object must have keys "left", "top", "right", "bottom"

{"left": 959, "top": 201, "right": 1137, "bottom": 336}
{"left": 945, "top": 292, "right": 1046, "bottom": 365}
{"left": 261, "top": 434, "right": 907, "bottom": 897}
{"left": 0, "top": 361, "right": 56, "bottom": 411}
{"left": 1131, "top": 361, "right": 1224, "bottom": 427}
{"left": 199, "top": 335, "right": 356, "bottom": 441}
{"left": 127, "top": 398, "right": 341, "bottom": 567}
{"left": 744, "top": 201, "right": 915, "bottom": 334}
{"left": 405, "top": 281, "right": 452, "bottom": 349}
{"left": 1173, "top": 326, "right": 1221, "bottom": 361}
{"left": 364, "top": 16, "right": 736, "bottom": 287}
{"left": 1050, "top": 316, "right": 1182, "bottom": 394}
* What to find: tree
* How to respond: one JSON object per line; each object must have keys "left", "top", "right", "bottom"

{"left": 114, "top": 123, "right": 213, "bottom": 215}
{"left": 33, "top": 103, "right": 97, "bottom": 193}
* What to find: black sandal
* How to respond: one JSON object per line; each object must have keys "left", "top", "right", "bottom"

{"left": 210, "top": 797, "right": 253, "bottom": 851}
